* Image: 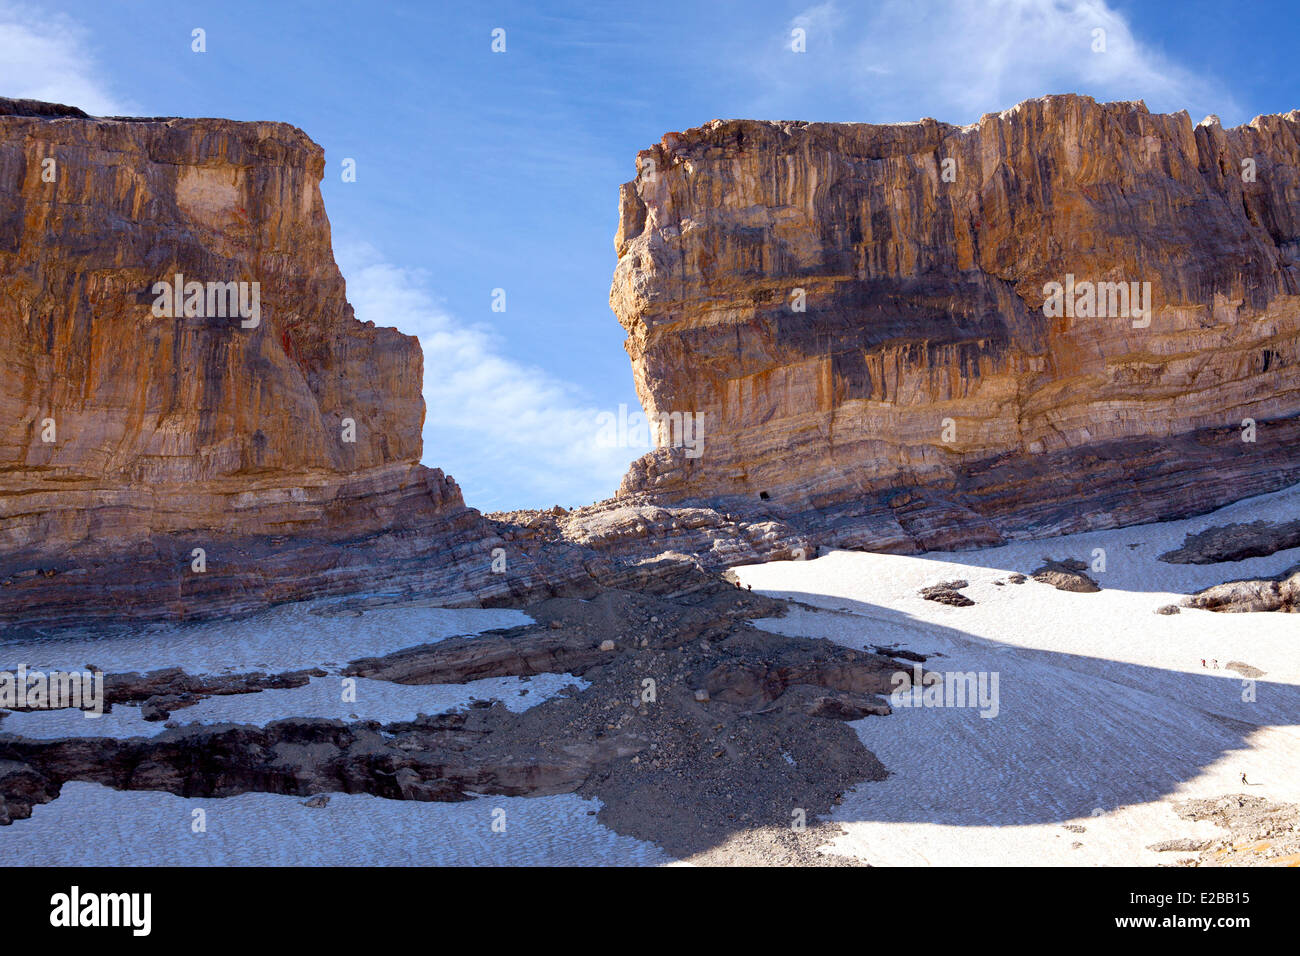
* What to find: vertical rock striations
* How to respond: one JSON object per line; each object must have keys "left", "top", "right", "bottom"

{"left": 610, "top": 95, "right": 1300, "bottom": 550}
{"left": 9, "top": 94, "right": 1300, "bottom": 623}
{"left": 0, "top": 99, "right": 484, "bottom": 624}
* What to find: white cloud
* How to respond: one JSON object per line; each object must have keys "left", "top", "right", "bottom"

{"left": 335, "top": 241, "right": 640, "bottom": 512}
{"left": 0, "top": 2, "right": 131, "bottom": 115}
{"left": 792, "top": 2, "right": 843, "bottom": 42}
{"left": 767, "top": 0, "right": 1240, "bottom": 124}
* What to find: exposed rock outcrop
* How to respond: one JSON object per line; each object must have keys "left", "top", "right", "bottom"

{"left": 0, "top": 98, "right": 489, "bottom": 623}
{"left": 1031, "top": 558, "right": 1101, "bottom": 593}
{"left": 8, "top": 93, "right": 1300, "bottom": 626}
{"left": 0, "top": 100, "right": 426, "bottom": 520}
{"left": 919, "top": 580, "right": 975, "bottom": 606}
{"left": 1185, "top": 563, "right": 1300, "bottom": 612}
{"left": 1163, "top": 794, "right": 1300, "bottom": 866}
{"left": 1159, "top": 519, "right": 1300, "bottom": 564}
{"left": 0, "top": 581, "right": 909, "bottom": 861}
{"left": 608, "top": 94, "right": 1300, "bottom": 551}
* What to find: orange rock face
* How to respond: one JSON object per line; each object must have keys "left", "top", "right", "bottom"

{"left": 9, "top": 93, "right": 1300, "bottom": 624}
{"left": 0, "top": 100, "right": 423, "bottom": 521}
{"left": 610, "top": 95, "right": 1300, "bottom": 546}
{"left": 0, "top": 100, "right": 477, "bottom": 623}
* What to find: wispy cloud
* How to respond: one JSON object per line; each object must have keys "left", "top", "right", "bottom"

{"left": 759, "top": 0, "right": 1240, "bottom": 124}
{"left": 791, "top": 1, "right": 843, "bottom": 44}
{"left": 0, "top": 2, "right": 131, "bottom": 115}
{"left": 335, "top": 241, "right": 639, "bottom": 512}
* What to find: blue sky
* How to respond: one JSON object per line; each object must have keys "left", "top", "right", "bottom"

{"left": 3, "top": 0, "right": 1297, "bottom": 510}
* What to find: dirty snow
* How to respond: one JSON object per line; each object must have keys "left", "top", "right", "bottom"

{"left": 735, "top": 482, "right": 1300, "bottom": 866}
{"left": 0, "top": 672, "right": 586, "bottom": 739}
{"left": 4, "top": 484, "right": 1299, "bottom": 865}
{"left": 0, "top": 602, "right": 533, "bottom": 675}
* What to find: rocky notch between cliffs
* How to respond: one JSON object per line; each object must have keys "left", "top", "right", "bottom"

{"left": 2, "top": 95, "right": 1297, "bottom": 866}
{"left": 5, "top": 93, "right": 1300, "bottom": 628}
{"left": 0, "top": 99, "right": 755, "bottom": 626}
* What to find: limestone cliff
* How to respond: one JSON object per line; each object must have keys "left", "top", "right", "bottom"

{"left": 609, "top": 95, "right": 1300, "bottom": 550}
{"left": 0, "top": 99, "right": 482, "bottom": 624}
{"left": 1, "top": 98, "right": 423, "bottom": 509}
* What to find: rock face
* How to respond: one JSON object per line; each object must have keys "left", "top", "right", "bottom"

{"left": 0, "top": 99, "right": 424, "bottom": 518}
{"left": 0, "top": 99, "right": 493, "bottom": 624}
{"left": 9, "top": 93, "right": 1300, "bottom": 625}
{"left": 610, "top": 94, "right": 1300, "bottom": 550}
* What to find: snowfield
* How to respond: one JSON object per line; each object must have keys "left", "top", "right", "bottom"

{"left": 736, "top": 482, "right": 1300, "bottom": 866}
{"left": 2, "top": 484, "right": 1298, "bottom": 865}
{"left": 0, "top": 601, "right": 647, "bottom": 865}
{"left": 0, "top": 603, "right": 534, "bottom": 675}
{"left": 2, "top": 784, "right": 671, "bottom": 867}
{"left": 0, "top": 602, "right": 582, "bottom": 739}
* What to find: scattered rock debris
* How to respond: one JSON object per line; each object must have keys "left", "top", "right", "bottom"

{"left": 1162, "top": 794, "right": 1300, "bottom": 866}
{"left": 0, "top": 579, "right": 912, "bottom": 864}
